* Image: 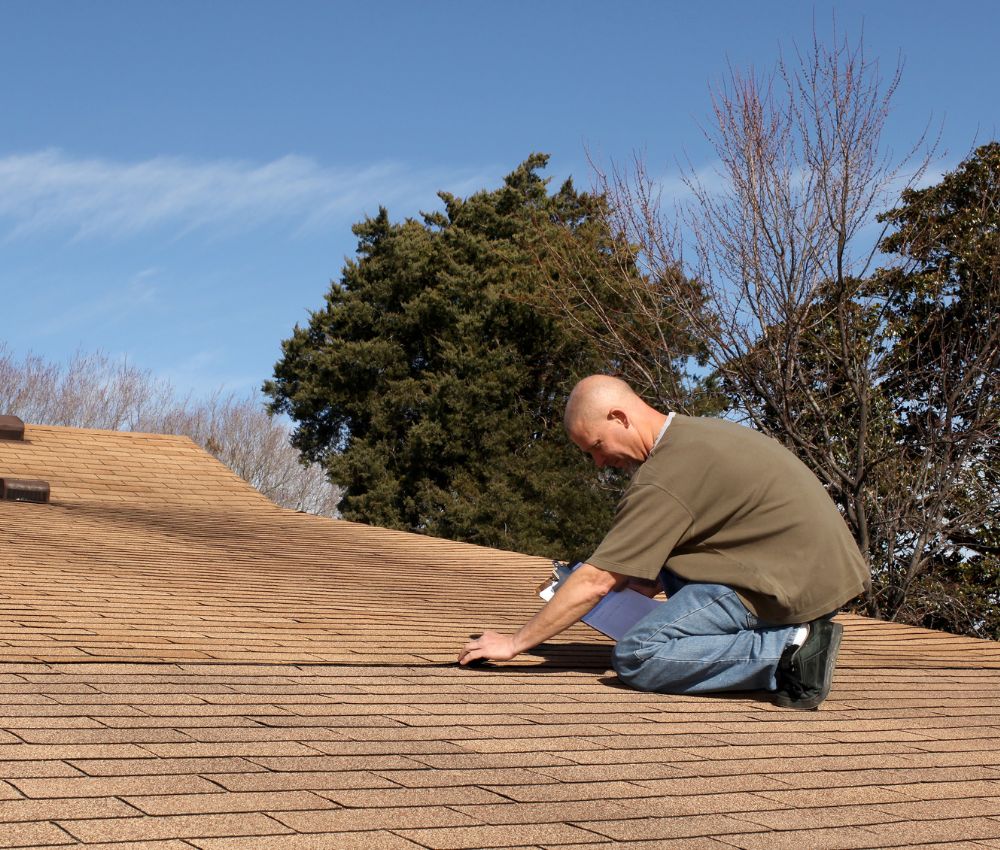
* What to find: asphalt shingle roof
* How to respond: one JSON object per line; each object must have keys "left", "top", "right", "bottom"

{"left": 1, "top": 423, "right": 999, "bottom": 849}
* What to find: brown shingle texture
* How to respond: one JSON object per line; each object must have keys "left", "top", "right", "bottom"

{"left": 1, "top": 422, "right": 999, "bottom": 848}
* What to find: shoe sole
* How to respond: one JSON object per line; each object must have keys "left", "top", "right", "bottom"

{"left": 774, "top": 621, "right": 844, "bottom": 711}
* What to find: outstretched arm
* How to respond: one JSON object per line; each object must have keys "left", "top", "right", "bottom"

{"left": 458, "top": 562, "right": 624, "bottom": 666}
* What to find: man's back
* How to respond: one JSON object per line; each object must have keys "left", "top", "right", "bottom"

{"left": 587, "top": 414, "right": 870, "bottom": 623}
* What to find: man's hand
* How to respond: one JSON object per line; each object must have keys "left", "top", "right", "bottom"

{"left": 458, "top": 630, "right": 517, "bottom": 666}
{"left": 458, "top": 563, "right": 624, "bottom": 669}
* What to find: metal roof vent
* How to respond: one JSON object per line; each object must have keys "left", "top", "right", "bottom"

{"left": 0, "top": 415, "right": 25, "bottom": 441}
{"left": 1, "top": 479, "right": 50, "bottom": 504}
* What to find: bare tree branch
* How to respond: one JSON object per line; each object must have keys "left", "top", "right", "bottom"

{"left": 0, "top": 346, "right": 342, "bottom": 517}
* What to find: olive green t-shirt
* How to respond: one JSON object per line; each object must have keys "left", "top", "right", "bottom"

{"left": 587, "top": 415, "right": 870, "bottom": 624}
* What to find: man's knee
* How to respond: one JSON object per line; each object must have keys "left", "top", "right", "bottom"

{"left": 611, "top": 633, "right": 655, "bottom": 691}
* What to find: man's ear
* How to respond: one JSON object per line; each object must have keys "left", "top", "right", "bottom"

{"left": 608, "top": 408, "right": 630, "bottom": 428}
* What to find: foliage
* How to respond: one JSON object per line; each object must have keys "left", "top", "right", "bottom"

{"left": 265, "top": 155, "right": 631, "bottom": 558}
{"left": 0, "top": 346, "right": 341, "bottom": 517}
{"left": 720, "top": 143, "right": 1000, "bottom": 637}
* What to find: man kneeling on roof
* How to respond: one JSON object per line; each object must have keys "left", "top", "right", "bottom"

{"left": 458, "top": 375, "right": 871, "bottom": 710}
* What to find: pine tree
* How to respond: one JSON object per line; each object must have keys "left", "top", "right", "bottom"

{"left": 265, "top": 155, "right": 636, "bottom": 557}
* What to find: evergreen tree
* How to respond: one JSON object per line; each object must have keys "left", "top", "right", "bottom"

{"left": 264, "top": 155, "right": 632, "bottom": 557}
{"left": 871, "top": 142, "right": 1000, "bottom": 637}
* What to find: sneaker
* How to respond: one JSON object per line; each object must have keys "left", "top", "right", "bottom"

{"left": 773, "top": 619, "right": 844, "bottom": 710}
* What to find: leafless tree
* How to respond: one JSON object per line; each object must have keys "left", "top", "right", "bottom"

{"left": 154, "top": 391, "right": 342, "bottom": 517}
{"left": 539, "top": 30, "right": 998, "bottom": 630}
{"left": 532, "top": 180, "right": 714, "bottom": 414}
{"left": 0, "top": 345, "right": 342, "bottom": 517}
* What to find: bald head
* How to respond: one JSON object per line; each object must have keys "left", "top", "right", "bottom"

{"left": 564, "top": 375, "right": 668, "bottom": 470}
{"left": 564, "top": 375, "right": 641, "bottom": 432}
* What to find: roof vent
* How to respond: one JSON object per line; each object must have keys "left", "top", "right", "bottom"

{"left": 0, "top": 415, "right": 25, "bottom": 441}
{"left": 0, "top": 479, "right": 50, "bottom": 504}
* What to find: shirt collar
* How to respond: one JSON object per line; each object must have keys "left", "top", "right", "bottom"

{"left": 652, "top": 412, "right": 675, "bottom": 449}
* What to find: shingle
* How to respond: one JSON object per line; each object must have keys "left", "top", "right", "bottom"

{"left": 878, "top": 779, "right": 1000, "bottom": 800}
{"left": 11, "top": 775, "right": 223, "bottom": 798}
{"left": 0, "top": 795, "right": 141, "bottom": 822}
{"left": 737, "top": 803, "right": 906, "bottom": 830}
{"left": 0, "top": 821, "right": 77, "bottom": 848}
{"left": 303, "top": 739, "right": 465, "bottom": 757}
{"left": 65, "top": 756, "right": 266, "bottom": 776}
{"left": 270, "top": 805, "right": 482, "bottom": 832}
{"left": 0, "top": 759, "right": 83, "bottom": 779}
{"left": 764, "top": 765, "right": 1000, "bottom": 789}
{"left": 123, "top": 790, "right": 338, "bottom": 815}
{"left": 1, "top": 422, "right": 999, "bottom": 850}
{"left": 58, "top": 812, "right": 293, "bottom": 843}
{"left": 372, "top": 767, "right": 559, "bottom": 788}
{"left": 176, "top": 726, "right": 347, "bottom": 743}
{"left": 571, "top": 813, "right": 766, "bottom": 841}
{"left": 0, "top": 781, "right": 24, "bottom": 801}
{"left": 10, "top": 727, "right": 193, "bottom": 744}
{"left": 633, "top": 775, "right": 792, "bottom": 796}
{"left": 859, "top": 816, "right": 1000, "bottom": 844}
{"left": 480, "top": 781, "right": 655, "bottom": 803}
{"left": 202, "top": 770, "right": 400, "bottom": 793}
{"left": 188, "top": 833, "right": 426, "bottom": 850}
{"left": 613, "top": 792, "right": 786, "bottom": 817}
{"left": 872, "top": 796, "right": 1000, "bottom": 819}
{"left": 451, "top": 736, "right": 606, "bottom": 754}
{"left": 321, "top": 785, "right": 510, "bottom": 808}
{"left": 32, "top": 838, "right": 197, "bottom": 850}
{"left": 93, "top": 715, "right": 266, "bottom": 729}
{"left": 531, "top": 762, "right": 683, "bottom": 782}
{"left": 709, "top": 826, "right": 888, "bottom": 850}
{"left": 753, "top": 786, "right": 918, "bottom": 807}
{"left": 395, "top": 823, "right": 603, "bottom": 849}
{"left": 245, "top": 754, "right": 425, "bottom": 772}
{"left": 403, "top": 752, "right": 576, "bottom": 770}
{"left": 537, "top": 840, "right": 730, "bottom": 850}
{"left": 137, "top": 742, "right": 322, "bottom": 758}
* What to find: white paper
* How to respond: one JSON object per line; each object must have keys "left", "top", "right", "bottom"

{"left": 582, "top": 586, "right": 663, "bottom": 640}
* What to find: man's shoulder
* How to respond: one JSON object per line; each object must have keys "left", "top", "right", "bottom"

{"left": 647, "top": 414, "right": 724, "bottom": 460}
{"left": 669, "top": 414, "right": 762, "bottom": 438}
{"left": 656, "top": 414, "right": 780, "bottom": 456}
{"left": 642, "top": 415, "right": 791, "bottom": 492}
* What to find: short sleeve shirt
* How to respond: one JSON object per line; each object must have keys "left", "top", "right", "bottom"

{"left": 586, "top": 415, "right": 870, "bottom": 624}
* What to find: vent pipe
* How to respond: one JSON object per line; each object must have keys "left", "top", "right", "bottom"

{"left": 0, "top": 416, "right": 50, "bottom": 503}
{"left": 0, "top": 479, "right": 50, "bottom": 504}
{"left": 0, "top": 415, "right": 25, "bottom": 441}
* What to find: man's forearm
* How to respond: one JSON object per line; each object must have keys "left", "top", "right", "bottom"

{"left": 458, "top": 563, "right": 624, "bottom": 666}
{"left": 511, "top": 565, "right": 619, "bottom": 653}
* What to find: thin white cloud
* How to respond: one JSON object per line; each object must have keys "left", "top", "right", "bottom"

{"left": 154, "top": 348, "right": 266, "bottom": 398}
{"left": 652, "top": 150, "right": 954, "bottom": 210}
{"left": 37, "top": 269, "right": 161, "bottom": 337}
{"left": 0, "top": 149, "right": 495, "bottom": 242}
{"left": 651, "top": 160, "right": 728, "bottom": 206}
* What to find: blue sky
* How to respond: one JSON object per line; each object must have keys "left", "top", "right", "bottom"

{"left": 1, "top": 0, "right": 997, "bottom": 397}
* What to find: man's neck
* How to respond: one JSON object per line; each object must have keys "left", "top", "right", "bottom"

{"left": 640, "top": 411, "right": 671, "bottom": 457}
{"left": 652, "top": 412, "right": 674, "bottom": 449}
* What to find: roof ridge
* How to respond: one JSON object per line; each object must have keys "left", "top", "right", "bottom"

{"left": 22, "top": 422, "right": 200, "bottom": 442}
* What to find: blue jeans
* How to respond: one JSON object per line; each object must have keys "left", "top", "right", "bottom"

{"left": 611, "top": 570, "right": 798, "bottom": 694}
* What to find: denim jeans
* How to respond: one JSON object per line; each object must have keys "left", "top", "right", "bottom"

{"left": 611, "top": 569, "right": 798, "bottom": 694}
